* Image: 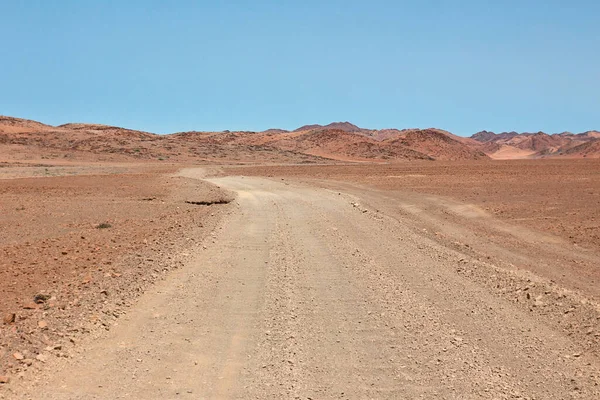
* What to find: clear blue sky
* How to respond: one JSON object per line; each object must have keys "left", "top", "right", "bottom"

{"left": 1, "top": 1, "right": 598, "bottom": 135}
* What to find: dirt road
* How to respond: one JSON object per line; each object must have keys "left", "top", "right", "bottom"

{"left": 15, "top": 172, "right": 600, "bottom": 399}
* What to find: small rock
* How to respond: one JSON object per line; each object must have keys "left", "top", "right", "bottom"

{"left": 38, "top": 320, "right": 48, "bottom": 329}
{"left": 34, "top": 294, "right": 51, "bottom": 304}
{"left": 23, "top": 302, "right": 38, "bottom": 310}
{"left": 3, "top": 313, "right": 16, "bottom": 325}
{"left": 533, "top": 296, "right": 545, "bottom": 307}
{"left": 452, "top": 337, "right": 464, "bottom": 346}
{"left": 13, "top": 352, "right": 24, "bottom": 360}
{"left": 36, "top": 354, "right": 48, "bottom": 363}
{"left": 0, "top": 376, "right": 10, "bottom": 384}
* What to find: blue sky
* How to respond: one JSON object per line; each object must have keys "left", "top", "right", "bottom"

{"left": 1, "top": 1, "right": 598, "bottom": 135}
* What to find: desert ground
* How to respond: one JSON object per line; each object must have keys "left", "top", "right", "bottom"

{"left": 2, "top": 118, "right": 600, "bottom": 398}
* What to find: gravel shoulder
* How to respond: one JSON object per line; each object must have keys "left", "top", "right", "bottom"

{"left": 7, "top": 171, "right": 600, "bottom": 399}
{"left": 0, "top": 167, "right": 231, "bottom": 394}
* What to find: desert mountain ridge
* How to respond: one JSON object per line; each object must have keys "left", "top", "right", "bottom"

{"left": 1, "top": 115, "right": 598, "bottom": 162}
{"left": 471, "top": 129, "right": 600, "bottom": 159}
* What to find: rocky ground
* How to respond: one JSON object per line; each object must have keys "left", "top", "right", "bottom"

{"left": 1, "top": 158, "right": 600, "bottom": 398}
{"left": 0, "top": 165, "right": 233, "bottom": 389}
{"left": 5, "top": 172, "right": 600, "bottom": 399}
{"left": 232, "top": 159, "right": 600, "bottom": 252}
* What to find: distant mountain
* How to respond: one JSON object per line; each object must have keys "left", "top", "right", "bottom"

{"left": 471, "top": 131, "right": 520, "bottom": 142}
{"left": 294, "top": 122, "right": 364, "bottom": 133}
{"left": 261, "top": 128, "right": 289, "bottom": 134}
{"left": 0, "top": 116, "right": 55, "bottom": 134}
{"left": 556, "top": 139, "right": 600, "bottom": 158}
{"left": 293, "top": 124, "right": 323, "bottom": 132}
{"left": 386, "top": 129, "right": 488, "bottom": 161}
{"left": 579, "top": 130, "right": 600, "bottom": 138}
{"left": 2, "top": 115, "right": 598, "bottom": 161}
{"left": 469, "top": 130, "right": 600, "bottom": 159}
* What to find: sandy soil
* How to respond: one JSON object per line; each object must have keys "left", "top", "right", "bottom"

{"left": 3, "top": 168, "right": 598, "bottom": 399}
{"left": 232, "top": 159, "right": 600, "bottom": 252}
{"left": 2, "top": 160, "right": 600, "bottom": 399}
{"left": 487, "top": 145, "right": 537, "bottom": 160}
{"left": 0, "top": 165, "right": 233, "bottom": 391}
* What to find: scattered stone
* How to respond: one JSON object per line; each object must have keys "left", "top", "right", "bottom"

{"left": 36, "top": 354, "right": 48, "bottom": 363}
{"left": 0, "top": 376, "right": 10, "bottom": 384}
{"left": 13, "top": 352, "right": 24, "bottom": 360}
{"left": 34, "top": 294, "right": 51, "bottom": 304}
{"left": 38, "top": 320, "right": 48, "bottom": 329}
{"left": 534, "top": 299, "right": 545, "bottom": 307}
{"left": 3, "top": 313, "right": 16, "bottom": 325}
{"left": 451, "top": 337, "right": 464, "bottom": 346}
{"left": 23, "top": 302, "right": 38, "bottom": 310}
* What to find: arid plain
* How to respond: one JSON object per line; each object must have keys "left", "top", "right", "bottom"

{"left": 2, "top": 116, "right": 600, "bottom": 399}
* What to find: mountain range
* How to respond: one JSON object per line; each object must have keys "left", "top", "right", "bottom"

{"left": 471, "top": 130, "right": 600, "bottom": 159}
{"left": 1, "top": 115, "right": 598, "bottom": 163}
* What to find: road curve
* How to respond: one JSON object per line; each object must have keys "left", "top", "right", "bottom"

{"left": 21, "top": 174, "right": 600, "bottom": 399}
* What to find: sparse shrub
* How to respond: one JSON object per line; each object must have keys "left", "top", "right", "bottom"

{"left": 96, "top": 223, "right": 112, "bottom": 229}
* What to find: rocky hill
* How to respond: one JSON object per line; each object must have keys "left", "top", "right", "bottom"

{"left": 0, "top": 117, "right": 491, "bottom": 163}
{"left": 470, "top": 130, "right": 600, "bottom": 159}
{"left": 4, "top": 115, "right": 598, "bottom": 162}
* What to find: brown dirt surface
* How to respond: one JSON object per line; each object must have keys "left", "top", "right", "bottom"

{"left": 3, "top": 114, "right": 600, "bottom": 398}
{"left": 231, "top": 159, "right": 600, "bottom": 295}
{"left": 7, "top": 171, "right": 600, "bottom": 399}
{"left": 0, "top": 165, "right": 233, "bottom": 387}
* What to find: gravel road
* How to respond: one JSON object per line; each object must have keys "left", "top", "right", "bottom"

{"left": 18, "top": 173, "right": 600, "bottom": 399}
